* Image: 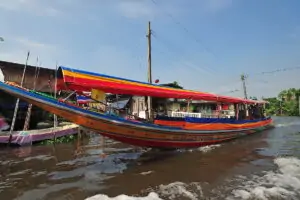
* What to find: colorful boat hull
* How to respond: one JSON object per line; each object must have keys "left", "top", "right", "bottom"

{"left": 0, "top": 82, "right": 274, "bottom": 149}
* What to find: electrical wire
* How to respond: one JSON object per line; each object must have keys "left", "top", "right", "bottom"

{"left": 151, "top": 31, "right": 215, "bottom": 75}
{"left": 150, "top": 0, "right": 219, "bottom": 73}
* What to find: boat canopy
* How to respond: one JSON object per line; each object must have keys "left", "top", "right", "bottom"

{"left": 56, "top": 66, "right": 267, "bottom": 104}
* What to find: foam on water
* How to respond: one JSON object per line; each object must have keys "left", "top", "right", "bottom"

{"left": 85, "top": 182, "right": 202, "bottom": 200}
{"left": 227, "top": 156, "right": 300, "bottom": 200}
{"left": 177, "top": 144, "right": 221, "bottom": 153}
{"left": 85, "top": 192, "right": 162, "bottom": 200}
{"left": 196, "top": 144, "right": 221, "bottom": 153}
{"left": 85, "top": 157, "right": 300, "bottom": 200}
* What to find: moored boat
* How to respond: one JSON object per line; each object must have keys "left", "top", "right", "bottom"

{"left": 0, "top": 66, "right": 274, "bottom": 149}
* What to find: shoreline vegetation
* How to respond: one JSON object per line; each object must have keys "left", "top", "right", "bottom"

{"left": 263, "top": 88, "right": 300, "bottom": 116}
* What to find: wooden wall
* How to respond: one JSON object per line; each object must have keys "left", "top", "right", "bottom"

{"left": 0, "top": 60, "right": 56, "bottom": 93}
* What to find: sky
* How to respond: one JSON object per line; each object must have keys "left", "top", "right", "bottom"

{"left": 0, "top": 0, "right": 300, "bottom": 98}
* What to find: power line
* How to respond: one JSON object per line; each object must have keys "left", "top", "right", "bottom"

{"left": 239, "top": 66, "right": 300, "bottom": 87}
{"left": 247, "top": 66, "right": 300, "bottom": 77}
{"left": 151, "top": 31, "right": 215, "bottom": 75}
{"left": 150, "top": 0, "right": 219, "bottom": 66}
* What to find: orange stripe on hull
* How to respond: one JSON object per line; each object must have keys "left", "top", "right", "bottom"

{"left": 184, "top": 119, "right": 272, "bottom": 130}
{"left": 154, "top": 120, "right": 185, "bottom": 127}
{"left": 154, "top": 119, "right": 272, "bottom": 130}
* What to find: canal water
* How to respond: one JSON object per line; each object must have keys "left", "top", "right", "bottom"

{"left": 0, "top": 116, "right": 299, "bottom": 200}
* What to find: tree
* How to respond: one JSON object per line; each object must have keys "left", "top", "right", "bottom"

{"left": 172, "top": 81, "right": 183, "bottom": 89}
{"left": 249, "top": 96, "right": 258, "bottom": 100}
{"left": 161, "top": 81, "right": 184, "bottom": 89}
{"left": 266, "top": 88, "right": 300, "bottom": 116}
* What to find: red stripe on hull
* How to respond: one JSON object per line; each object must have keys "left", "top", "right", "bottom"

{"left": 94, "top": 124, "right": 273, "bottom": 148}
{"left": 99, "top": 132, "right": 232, "bottom": 148}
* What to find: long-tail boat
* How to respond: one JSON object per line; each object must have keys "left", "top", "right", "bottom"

{"left": 0, "top": 66, "right": 274, "bottom": 149}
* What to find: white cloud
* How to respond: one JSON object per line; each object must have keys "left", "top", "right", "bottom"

{"left": 202, "top": 0, "right": 233, "bottom": 13}
{"left": 0, "top": 0, "right": 61, "bottom": 17}
{"left": 117, "top": 1, "right": 157, "bottom": 19}
{"left": 116, "top": 0, "right": 183, "bottom": 20}
{"left": 84, "top": 44, "right": 147, "bottom": 81}
{"left": 115, "top": 0, "right": 232, "bottom": 20}
{"left": 0, "top": 36, "right": 64, "bottom": 68}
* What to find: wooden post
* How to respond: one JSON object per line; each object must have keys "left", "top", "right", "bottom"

{"left": 23, "top": 56, "right": 39, "bottom": 131}
{"left": 235, "top": 103, "right": 239, "bottom": 120}
{"left": 279, "top": 99, "right": 282, "bottom": 116}
{"left": 146, "top": 21, "right": 153, "bottom": 121}
{"left": 298, "top": 95, "right": 300, "bottom": 116}
{"left": 218, "top": 103, "right": 222, "bottom": 118}
{"left": 8, "top": 51, "right": 30, "bottom": 145}
{"left": 54, "top": 63, "right": 58, "bottom": 128}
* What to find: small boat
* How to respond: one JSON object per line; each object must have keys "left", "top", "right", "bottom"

{"left": 0, "top": 123, "right": 79, "bottom": 146}
{"left": 0, "top": 66, "right": 274, "bottom": 149}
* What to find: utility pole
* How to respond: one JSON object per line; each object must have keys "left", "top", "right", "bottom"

{"left": 241, "top": 73, "right": 249, "bottom": 117}
{"left": 241, "top": 73, "right": 248, "bottom": 99}
{"left": 146, "top": 21, "right": 153, "bottom": 121}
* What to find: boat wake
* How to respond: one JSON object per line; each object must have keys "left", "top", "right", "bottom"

{"left": 275, "top": 121, "right": 300, "bottom": 128}
{"left": 227, "top": 156, "right": 300, "bottom": 200}
{"left": 85, "top": 156, "right": 300, "bottom": 200}
{"left": 176, "top": 144, "right": 222, "bottom": 154}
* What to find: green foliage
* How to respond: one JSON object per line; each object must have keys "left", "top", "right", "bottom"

{"left": 264, "top": 88, "right": 300, "bottom": 116}
{"left": 35, "top": 134, "right": 77, "bottom": 145}
{"left": 249, "top": 96, "right": 258, "bottom": 100}
{"left": 160, "top": 81, "right": 184, "bottom": 89}
{"left": 172, "top": 81, "right": 184, "bottom": 89}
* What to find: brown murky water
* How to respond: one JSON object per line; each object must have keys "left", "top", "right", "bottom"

{"left": 0, "top": 116, "right": 300, "bottom": 200}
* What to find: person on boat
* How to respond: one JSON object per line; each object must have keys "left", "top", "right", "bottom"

{"left": 0, "top": 114, "right": 9, "bottom": 131}
{"left": 252, "top": 104, "right": 260, "bottom": 119}
{"left": 238, "top": 104, "right": 246, "bottom": 120}
{"left": 261, "top": 105, "right": 266, "bottom": 118}
{"left": 248, "top": 105, "right": 254, "bottom": 120}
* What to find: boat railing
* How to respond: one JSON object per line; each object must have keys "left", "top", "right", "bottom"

{"left": 171, "top": 111, "right": 202, "bottom": 118}
{"left": 170, "top": 111, "right": 233, "bottom": 118}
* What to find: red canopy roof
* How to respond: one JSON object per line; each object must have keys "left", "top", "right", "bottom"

{"left": 56, "top": 66, "right": 267, "bottom": 104}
